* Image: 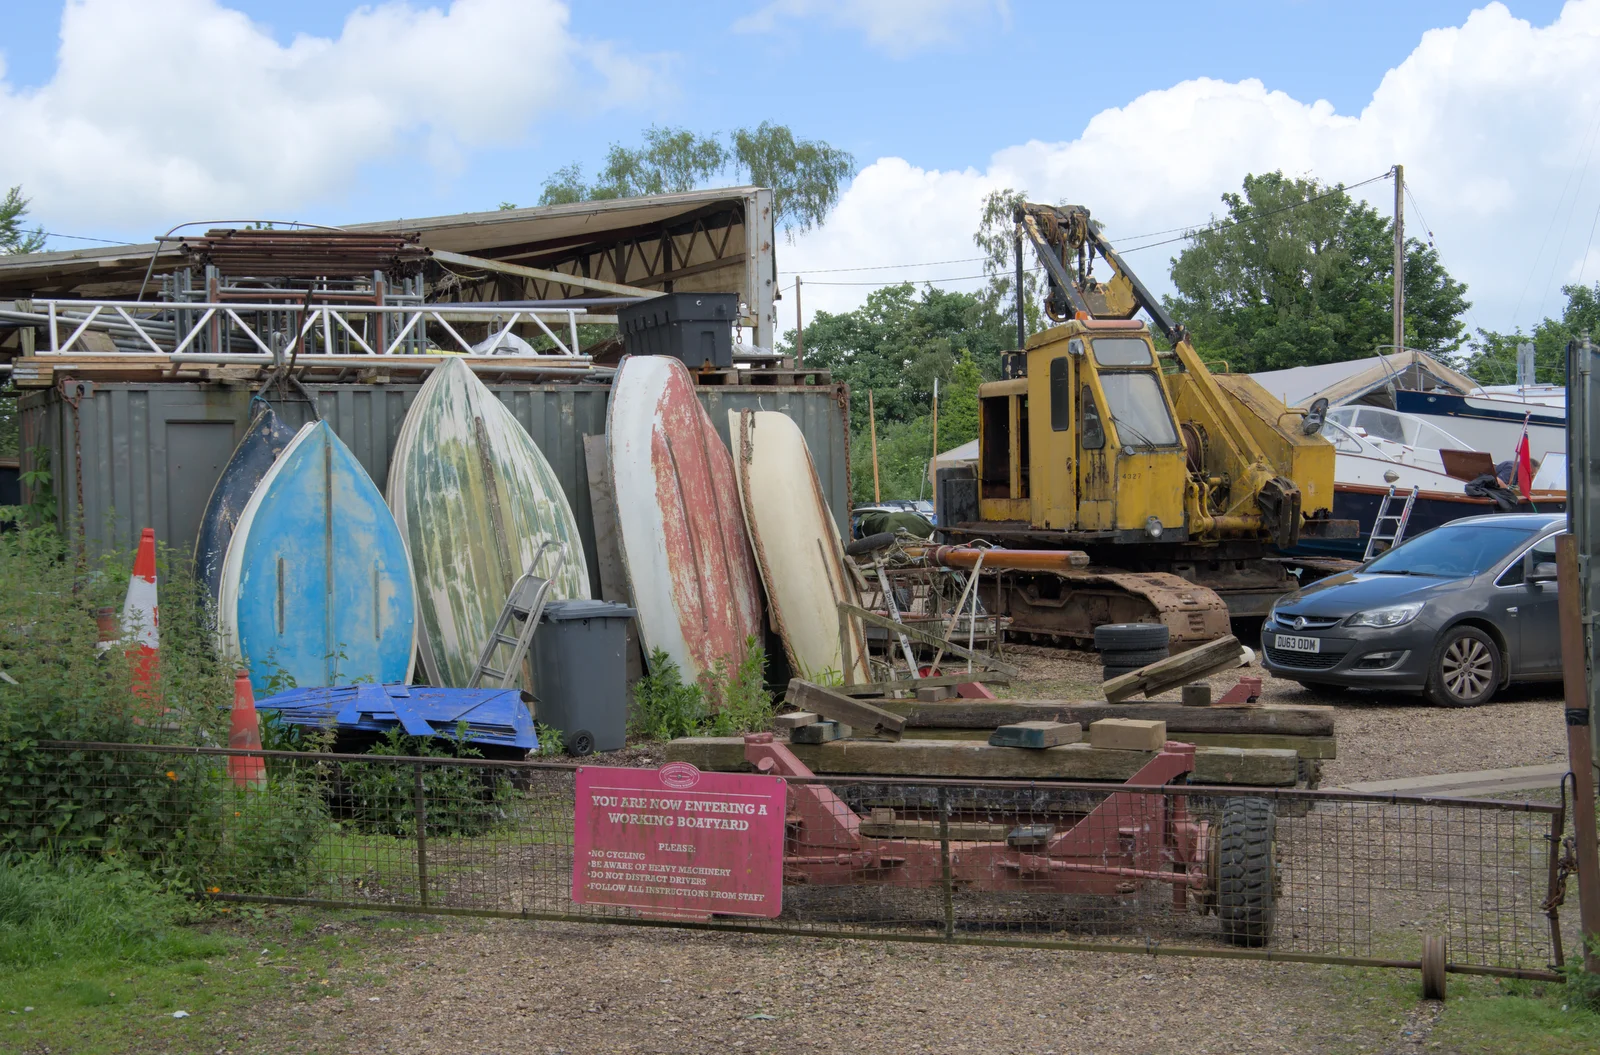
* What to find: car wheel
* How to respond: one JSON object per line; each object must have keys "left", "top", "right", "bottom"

{"left": 1425, "top": 626, "right": 1501, "bottom": 708}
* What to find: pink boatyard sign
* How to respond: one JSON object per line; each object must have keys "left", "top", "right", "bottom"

{"left": 573, "top": 762, "right": 786, "bottom": 919}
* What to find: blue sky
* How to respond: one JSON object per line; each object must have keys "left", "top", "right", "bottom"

{"left": 0, "top": 1, "right": 1593, "bottom": 331}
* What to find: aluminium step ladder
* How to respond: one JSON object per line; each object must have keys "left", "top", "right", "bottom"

{"left": 1362, "top": 484, "right": 1420, "bottom": 561}
{"left": 468, "top": 542, "right": 566, "bottom": 689}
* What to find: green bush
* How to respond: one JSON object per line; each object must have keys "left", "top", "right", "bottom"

{"left": 342, "top": 728, "right": 511, "bottom": 838}
{"left": 630, "top": 649, "right": 708, "bottom": 741}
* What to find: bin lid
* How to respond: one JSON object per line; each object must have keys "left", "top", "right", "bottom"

{"left": 541, "top": 599, "right": 638, "bottom": 621}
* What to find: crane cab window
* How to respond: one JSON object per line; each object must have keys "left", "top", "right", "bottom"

{"left": 1081, "top": 387, "right": 1105, "bottom": 449}
{"left": 1099, "top": 372, "right": 1179, "bottom": 447}
{"left": 1090, "top": 337, "right": 1154, "bottom": 367}
{"left": 1049, "top": 357, "right": 1071, "bottom": 431}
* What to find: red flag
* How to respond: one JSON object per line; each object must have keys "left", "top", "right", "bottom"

{"left": 1516, "top": 420, "right": 1533, "bottom": 501}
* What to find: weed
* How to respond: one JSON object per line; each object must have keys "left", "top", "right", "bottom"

{"left": 534, "top": 722, "right": 565, "bottom": 757}
{"left": 341, "top": 727, "right": 511, "bottom": 838}
{"left": 630, "top": 638, "right": 777, "bottom": 741}
{"left": 1563, "top": 938, "right": 1600, "bottom": 1013}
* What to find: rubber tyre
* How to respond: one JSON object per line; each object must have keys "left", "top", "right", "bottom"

{"left": 566, "top": 729, "right": 596, "bottom": 758}
{"left": 1094, "top": 623, "right": 1170, "bottom": 651}
{"left": 1102, "top": 665, "right": 1142, "bottom": 680}
{"left": 1099, "top": 648, "right": 1170, "bottom": 669}
{"left": 1217, "top": 796, "right": 1276, "bottom": 948}
{"left": 1424, "top": 625, "right": 1501, "bottom": 708}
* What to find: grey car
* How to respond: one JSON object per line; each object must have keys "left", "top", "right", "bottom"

{"left": 1261, "top": 513, "right": 1565, "bottom": 707}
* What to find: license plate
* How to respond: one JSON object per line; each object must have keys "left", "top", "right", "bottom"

{"left": 1275, "top": 634, "right": 1321, "bottom": 653}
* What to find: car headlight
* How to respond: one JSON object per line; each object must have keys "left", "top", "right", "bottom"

{"left": 1345, "top": 602, "right": 1424, "bottom": 628}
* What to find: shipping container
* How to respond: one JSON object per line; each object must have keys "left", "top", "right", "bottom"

{"left": 17, "top": 379, "right": 851, "bottom": 592}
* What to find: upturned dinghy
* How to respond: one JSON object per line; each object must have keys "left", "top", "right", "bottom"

{"left": 388, "top": 357, "right": 590, "bottom": 689}
{"left": 193, "top": 403, "right": 297, "bottom": 603}
{"left": 219, "top": 421, "right": 417, "bottom": 692}
{"left": 731, "top": 409, "right": 869, "bottom": 683}
{"left": 608, "top": 355, "right": 761, "bottom": 683}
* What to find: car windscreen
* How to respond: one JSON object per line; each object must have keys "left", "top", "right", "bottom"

{"left": 1364, "top": 521, "right": 1541, "bottom": 578}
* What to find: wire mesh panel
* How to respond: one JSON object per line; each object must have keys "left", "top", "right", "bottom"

{"left": 5, "top": 743, "right": 1566, "bottom": 978}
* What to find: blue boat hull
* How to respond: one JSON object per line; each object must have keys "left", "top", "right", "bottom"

{"left": 221, "top": 421, "right": 417, "bottom": 693}
{"left": 193, "top": 405, "right": 296, "bottom": 603}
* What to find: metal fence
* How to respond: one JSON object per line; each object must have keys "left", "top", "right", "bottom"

{"left": 5, "top": 742, "right": 1572, "bottom": 981}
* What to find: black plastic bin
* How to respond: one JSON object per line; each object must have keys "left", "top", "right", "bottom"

{"left": 617, "top": 291, "right": 737, "bottom": 369}
{"left": 531, "top": 599, "right": 637, "bottom": 757}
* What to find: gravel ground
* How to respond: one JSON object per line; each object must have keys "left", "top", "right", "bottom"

{"left": 244, "top": 919, "right": 1402, "bottom": 1055}
{"left": 995, "top": 644, "right": 1569, "bottom": 785}
{"left": 239, "top": 644, "right": 1571, "bottom": 1055}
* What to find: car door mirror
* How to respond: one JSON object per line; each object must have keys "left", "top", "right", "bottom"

{"left": 1527, "top": 560, "right": 1559, "bottom": 585}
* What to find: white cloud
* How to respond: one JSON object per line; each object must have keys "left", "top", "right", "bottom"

{"left": 783, "top": 1, "right": 1600, "bottom": 335}
{"left": 0, "top": 0, "right": 656, "bottom": 230}
{"left": 734, "top": 0, "right": 1009, "bottom": 58}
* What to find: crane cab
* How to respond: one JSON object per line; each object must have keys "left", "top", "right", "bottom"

{"left": 977, "top": 320, "right": 1188, "bottom": 541}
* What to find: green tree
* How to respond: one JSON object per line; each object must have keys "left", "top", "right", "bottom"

{"left": 1, "top": 186, "right": 46, "bottom": 255}
{"left": 779, "top": 284, "right": 1008, "bottom": 501}
{"left": 1164, "top": 171, "right": 1469, "bottom": 372}
{"left": 1457, "top": 281, "right": 1600, "bottom": 385}
{"left": 975, "top": 187, "right": 1044, "bottom": 339}
{"left": 539, "top": 124, "right": 853, "bottom": 235}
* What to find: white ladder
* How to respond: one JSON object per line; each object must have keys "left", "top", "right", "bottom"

{"left": 468, "top": 542, "right": 566, "bottom": 689}
{"left": 1362, "top": 485, "right": 1419, "bottom": 561}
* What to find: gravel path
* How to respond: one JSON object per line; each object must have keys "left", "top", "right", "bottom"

{"left": 247, "top": 920, "right": 1393, "bottom": 1055}
{"left": 996, "top": 644, "right": 1569, "bottom": 785}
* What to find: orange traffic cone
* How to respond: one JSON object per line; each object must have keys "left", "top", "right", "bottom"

{"left": 228, "top": 671, "right": 268, "bottom": 788}
{"left": 121, "top": 528, "right": 160, "bottom": 703}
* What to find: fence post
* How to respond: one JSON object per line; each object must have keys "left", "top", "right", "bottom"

{"left": 938, "top": 786, "right": 955, "bottom": 940}
{"left": 413, "top": 765, "right": 429, "bottom": 908}
{"left": 1557, "top": 532, "right": 1600, "bottom": 973}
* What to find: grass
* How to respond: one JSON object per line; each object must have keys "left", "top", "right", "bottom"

{"left": 0, "top": 855, "right": 435, "bottom": 1054}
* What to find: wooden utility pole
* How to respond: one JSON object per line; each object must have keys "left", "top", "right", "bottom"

{"left": 795, "top": 276, "right": 805, "bottom": 365}
{"left": 868, "top": 389, "right": 882, "bottom": 503}
{"left": 1557, "top": 531, "right": 1600, "bottom": 973}
{"left": 1393, "top": 164, "right": 1405, "bottom": 356}
{"left": 929, "top": 378, "right": 940, "bottom": 510}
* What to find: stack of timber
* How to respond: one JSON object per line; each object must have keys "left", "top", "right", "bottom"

{"left": 664, "top": 736, "right": 1300, "bottom": 786}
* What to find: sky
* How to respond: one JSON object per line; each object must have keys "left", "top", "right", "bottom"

{"left": 1, "top": 0, "right": 1596, "bottom": 338}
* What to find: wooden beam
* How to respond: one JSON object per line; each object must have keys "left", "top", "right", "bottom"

{"left": 840, "top": 603, "right": 1020, "bottom": 678}
{"left": 1102, "top": 636, "right": 1242, "bottom": 702}
{"left": 881, "top": 699, "right": 1335, "bottom": 737}
{"left": 664, "top": 737, "right": 1300, "bottom": 786}
{"left": 786, "top": 679, "right": 905, "bottom": 740}
{"left": 432, "top": 249, "right": 660, "bottom": 299}
{"left": 906, "top": 727, "right": 1336, "bottom": 760}
{"left": 988, "top": 721, "right": 1082, "bottom": 749}
{"left": 837, "top": 673, "right": 1011, "bottom": 696}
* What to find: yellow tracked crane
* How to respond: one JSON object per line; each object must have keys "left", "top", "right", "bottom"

{"left": 939, "top": 203, "right": 1354, "bottom": 646}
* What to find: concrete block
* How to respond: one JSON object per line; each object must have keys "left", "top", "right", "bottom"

{"left": 1089, "top": 718, "right": 1167, "bottom": 752}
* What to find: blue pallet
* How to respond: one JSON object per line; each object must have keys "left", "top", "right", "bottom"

{"left": 256, "top": 683, "right": 538, "bottom": 752}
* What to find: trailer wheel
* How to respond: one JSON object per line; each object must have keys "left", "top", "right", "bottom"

{"left": 1216, "top": 796, "right": 1276, "bottom": 947}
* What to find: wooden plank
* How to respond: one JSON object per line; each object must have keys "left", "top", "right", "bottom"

{"left": 664, "top": 737, "right": 1299, "bottom": 786}
{"left": 583, "top": 434, "right": 643, "bottom": 687}
{"left": 1103, "top": 635, "right": 1242, "bottom": 702}
{"left": 988, "top": 721, "right": 1082, "bottom": 749}
{"left": 859, "top": 819, "right": 1010, "bottom": 841}
{"left": 838, "top": 673, "right": 1011, "bottom": 696}
{"left": 840, "top": 603, "right": 1021, "bottom": 677}
{"left": 772, "top": 711, "right": 818, "bottom": 730}
{"left": 1089, "top": 718, "right": 1166, "bottom": 751}
{"left": 903, "top": 728, "right": 1337, "bottom": 760}
{"left": 792, "top": 720, "right": 849, "bottom": 743}
{"left": 881, "top": 699, "right": 1336, "bottom": 737}
{"left": 787, "top": 679, "right": 905, "bottom": 740}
